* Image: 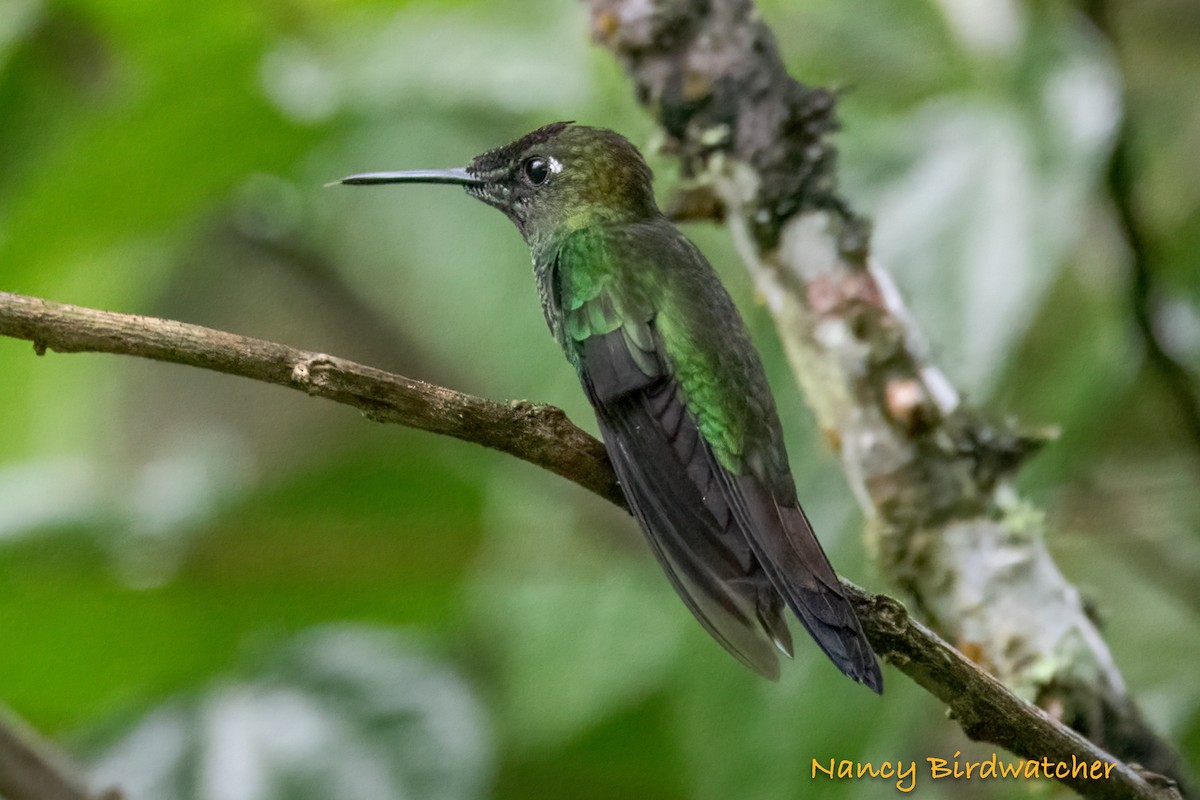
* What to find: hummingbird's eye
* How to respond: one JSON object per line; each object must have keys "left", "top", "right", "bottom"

{"left": 523, "top": 157, "right": 550, "bottom": 185}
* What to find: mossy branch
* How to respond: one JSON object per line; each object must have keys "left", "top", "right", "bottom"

{"left": 581, "top": 0, "right": 1188, "bottom": 789}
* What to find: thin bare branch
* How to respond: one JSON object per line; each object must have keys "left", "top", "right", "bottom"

{"left": 0, "top": 289, "right": 1182, "bottom": 800}
{"left": 0, "top": 703, "right": 110, "bottom": 800}
{"left": 1085, "top": 0, "right": 1200, "bottom": 451}
{"left": 0, "top": 291, "right": 622, "bottom": 508}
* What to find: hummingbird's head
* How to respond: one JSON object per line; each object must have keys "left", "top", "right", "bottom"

{"left": 465, "top": 122, "right": 659, "bottom": 243}
{"left": 337, "top": 122, "right": 660, "bottom": 246}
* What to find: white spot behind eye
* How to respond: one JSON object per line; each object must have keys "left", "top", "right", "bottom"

{"left": 547, "top": 157, "right": 564, "bottom": 174}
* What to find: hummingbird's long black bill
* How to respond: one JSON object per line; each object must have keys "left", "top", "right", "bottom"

{"left": 332, "top": 167, "right": 481, "bottom": 187}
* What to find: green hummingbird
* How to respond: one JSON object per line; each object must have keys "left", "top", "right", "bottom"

{"left": 338, "top": 122, "right": 882, "bottom": 691}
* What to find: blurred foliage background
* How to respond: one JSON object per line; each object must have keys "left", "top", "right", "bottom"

{"left": 1, "top": 0, "right": 1198, "bottom": 798}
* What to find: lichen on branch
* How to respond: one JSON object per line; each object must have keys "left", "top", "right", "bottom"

{"left": 583, "top": 0, "right": 1188, "bottom": 788}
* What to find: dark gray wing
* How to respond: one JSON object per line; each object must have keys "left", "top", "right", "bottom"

{"left": 579, "top": 324, "right": 792, "bottom": 679}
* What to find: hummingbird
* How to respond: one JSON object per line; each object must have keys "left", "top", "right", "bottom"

{"left": 337, "top": 122, "right": 882, "bottom": 691}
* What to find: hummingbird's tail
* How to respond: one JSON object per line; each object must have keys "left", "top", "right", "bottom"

{"left": 772, "top": 504, "right": 882, "bottom": 693}
{"left": 729, "top": 476, "right": 884, "bottom": 694}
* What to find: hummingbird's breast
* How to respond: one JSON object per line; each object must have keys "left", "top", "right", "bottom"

{"left": 530, "top": 245, "right": 567, "bottom": 351}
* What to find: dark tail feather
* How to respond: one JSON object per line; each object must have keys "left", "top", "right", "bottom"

{"left": 732, "top": 476, "right": 883, "bottom": 693}
{"left": 756, "top": 590, "right": 795, "bottom": 658}
{"left": 776, "top": 505, "right": 882, "bottom": 693}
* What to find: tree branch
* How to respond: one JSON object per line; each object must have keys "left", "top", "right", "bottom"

{"left": 582, "top": 0, "right": 1189, "bottom": 789}
{"left": 0, "top": 703, "right": 109, "bottom": 800}
{"left": 1085, "top": 0, "right": 1200, "bottom": 451}
{"left": 0, "top": 289, "right": 1183, "bottom": 800}
{"left": 0, "top": 291, "right": 623, "bottom": 508}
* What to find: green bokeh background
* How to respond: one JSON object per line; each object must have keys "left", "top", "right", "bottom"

{"left": 1, "top": 1, "right": 1198, "bottom": 798}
